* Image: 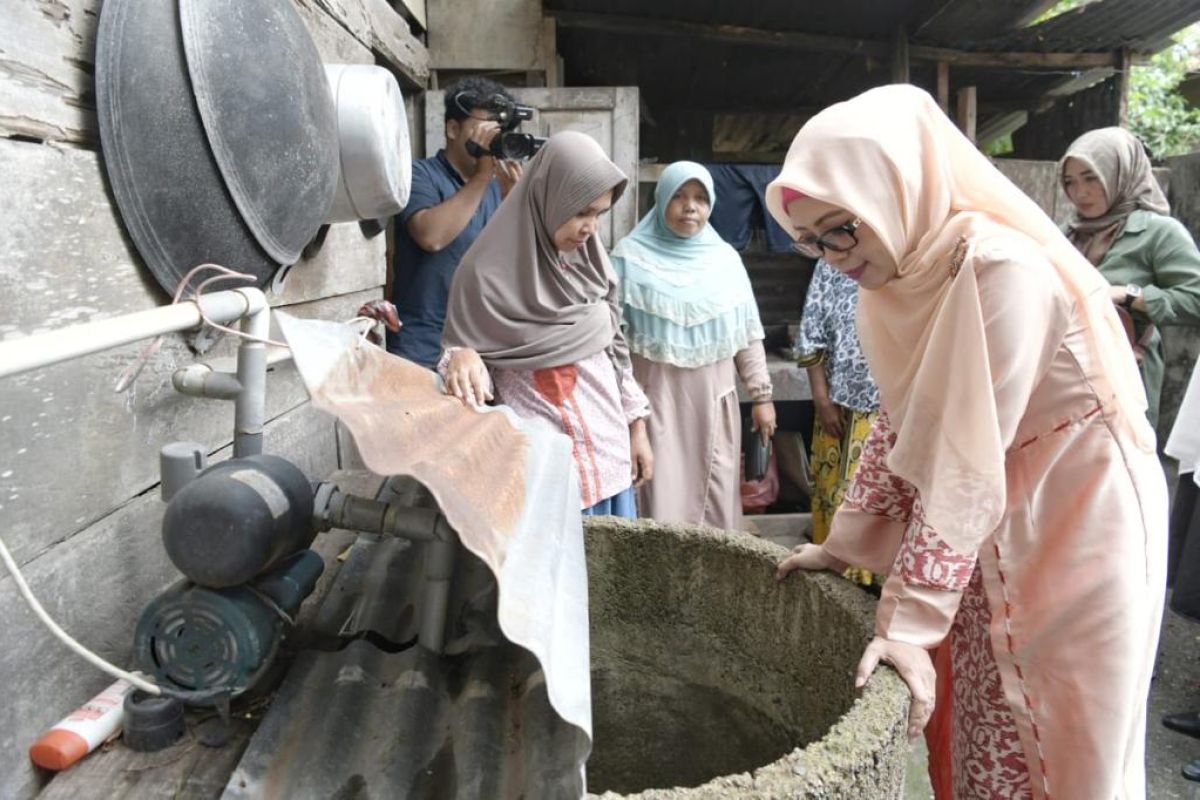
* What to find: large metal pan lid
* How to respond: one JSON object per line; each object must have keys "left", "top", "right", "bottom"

{"left": 180, "top": 0, "right": 339, "bottom": 265}
{"left": 95, "top": 0, "right": 279, "bottom": 294}
{"left": 324, "top": 64, "right": 413, "bottom": 224}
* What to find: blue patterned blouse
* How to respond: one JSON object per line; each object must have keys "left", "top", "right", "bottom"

{"left": 797, "top": 260, "right": 881, "bottom": 413}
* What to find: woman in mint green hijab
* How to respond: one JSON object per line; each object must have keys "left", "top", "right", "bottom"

{"left": 612, "top": 161, "right": 775, "bottom": 530}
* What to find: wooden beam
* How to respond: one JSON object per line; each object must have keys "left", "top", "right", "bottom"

{"left": 937, "top": 61, "right": 950, "bottom": 113}
{"left": 892, "top": 26, "right": 910, "bottom": 84}
{"left": 977, "top": 110, "right": 1028, "bottom": 146}
{"left": 1116, "top": 48, "right": 1133, "bottom": 126}
{"left": 957, "top": 85, "right": 977, "bottom": 143}
{"left": 909, "top": 44, "right": 1144, "bottom": 70}
{"left": 547, "top": 10, "right": 891, "bottom": 58}
{"left": 545, "top": 10, "right": 1147, "bottom": 71}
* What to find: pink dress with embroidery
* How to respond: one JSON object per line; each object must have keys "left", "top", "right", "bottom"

{"left": 824, "top": 245, "right": 1166, "bottom": 799}
{"left": 439, "top": 348, "right": 650, "bottom": 511}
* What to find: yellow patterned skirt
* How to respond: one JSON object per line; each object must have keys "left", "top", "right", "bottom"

{"left": 810, "top": 409, "right": 878, "bottom": 585}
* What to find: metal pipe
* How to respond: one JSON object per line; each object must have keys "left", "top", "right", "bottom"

{"left": 420, "top": 538, "right": 457, "bottom": 653}
{"left": 0, "top": 288, "right": 269, "bottom": 380}
{"left": 172, "top": 365, "right": 243, "bottom": 399}
{"left": 234, "top": 303, "right": 270, "bottom": 457}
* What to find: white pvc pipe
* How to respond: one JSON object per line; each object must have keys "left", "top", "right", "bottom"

{"left": 0, "top": 288, "right": 269, "bottom": 380}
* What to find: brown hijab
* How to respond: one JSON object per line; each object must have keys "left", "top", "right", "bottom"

{"left": 441, "top": 130, "right": 629, "bottom": 370}
{"left": 1060, "top": 127, "right": 1170, "bottom": 265}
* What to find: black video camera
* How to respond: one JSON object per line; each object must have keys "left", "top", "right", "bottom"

{"left": 454, "top": 91, "right": 547, "bottom": 161}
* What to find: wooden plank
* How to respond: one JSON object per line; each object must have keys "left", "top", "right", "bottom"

{"left": 300, "top": 0, "right": 430, "bottom": 86}
{"left": 0, "top": 0, "right": 98, "bottom": 144}
{"left": 977, "top": 110, "right": 1028, "bottom": 147}
{"left": 547, "top": 10, "right": 890, "bottom": 59}
{"left": 892, "top": 27, "right": 910, "bottom": 84}
{"left": 937, "top": 62, "right": 950, "bottom": 113}
{"left": 293, "top": 0, "right": 374, "bottom": 64}
{"left": 270, "top": 222, "right": 386, "bottom": 308}
{"left": 362, "top": 0, "right": 431, "bottom": 87}
{"left": 0, "top": 401, "right": 341, "bottom": 800}
{"left": 546, "top": 10, "right": 1145, "bottom": 70}
{"left": 428, "top": 0, "right": 546, "bottom": 72}
{"left": 1117, "top": 48, "right": 1133, "bottom": 126}
{"left": 909, "top": 44, "right": 1138, "bottom": 70}
{"left": 956, "top": 85, "right": 977, "bottom": 143}
{"left": 0, "top": 286, "right": 377, "bottom": 567}
{"left": 0, "top": 0, "right": 387, "bottom": 148}
{"left": 391, "top": 0, "right": 428, "bottom": 31}
{"left": 0, "top": 139, "right": 383, "bottom": 334}
{"left": 37, "top": 717, "right": 257, "bottom": 800}
{"left": 611, "top": 86, "right": 641, "bottom": 244}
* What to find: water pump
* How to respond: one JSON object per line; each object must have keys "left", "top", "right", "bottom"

{"left": 133, "top": 444, "right": 458, "bottom": 703}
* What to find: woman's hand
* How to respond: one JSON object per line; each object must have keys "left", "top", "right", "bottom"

{"left": 855, "top": 637, "right": 936, "bottom": 740}
{"left": 356, "top": 299, "right": 401, "bottom": 346}
{"left": 751, "top": 401, "right": 777, "bottom": 445}
{"left": 444, "top": 348, "right": 493, "bottom": 406}
{"left": 629, "top": 418, "right": 654, "bottom": 488}
{"left": 815, "top": 397, "right": 846, "bottom": 440}
{"left": 775, "top": 542, "right": 848, "bottom": 580}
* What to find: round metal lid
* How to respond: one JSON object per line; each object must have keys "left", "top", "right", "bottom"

{"left": 95, "top": 0, "right": 279, "bottom": 294}
{"left": 325, "top": 64, "right": 413, "bottom": 224}
{"left": 180, "top": 0, "right": 339, "bottom": 265}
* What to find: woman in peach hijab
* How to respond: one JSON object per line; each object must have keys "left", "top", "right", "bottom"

{"left": 772, "top": 85, "right": 1166, "bottom": 799}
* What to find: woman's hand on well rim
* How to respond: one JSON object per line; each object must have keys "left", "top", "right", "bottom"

{"left": 444, "top": 348, "right": 493, "bottom": 407}
{"left": 629, "top": 417, "right": 654, "bottom": 488}
{"left": 775, "top": 542, "right": 848, "bottom": 580}
{"left": 855, "top": 636, "right": 936, "bottom": 740}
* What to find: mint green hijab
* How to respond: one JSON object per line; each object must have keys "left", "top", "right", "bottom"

{"left": 611, "top": 161, "right": 763, "bottom": 368}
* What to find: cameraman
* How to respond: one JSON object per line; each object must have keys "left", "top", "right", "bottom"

{"left": 387, "top": 77, "right": 523, "bottom": 367}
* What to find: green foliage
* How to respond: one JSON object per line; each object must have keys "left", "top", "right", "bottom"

{"left": 1127, "top": 28, "right": 1200, "bottom": 158}
{"left": 1031, "top": 3, "right": 1200, "bottom": 157}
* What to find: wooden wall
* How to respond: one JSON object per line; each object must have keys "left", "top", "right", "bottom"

{"left": 0, "top": 2, "right": 427, "bottom": 797}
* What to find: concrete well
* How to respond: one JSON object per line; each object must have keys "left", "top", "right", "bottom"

{"left": 583, "top": 518, "right": 910, "bottom": 799}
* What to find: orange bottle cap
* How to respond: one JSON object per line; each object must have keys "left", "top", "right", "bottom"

{"left": 29, "top": 729, "right": 90, "bottom": 771}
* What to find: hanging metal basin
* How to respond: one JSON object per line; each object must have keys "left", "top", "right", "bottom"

{"left": 95, "top": 0, "right": 278, "bottom": 294}
{"left": 180, "top": 0, "right": 339, "bottom": 266}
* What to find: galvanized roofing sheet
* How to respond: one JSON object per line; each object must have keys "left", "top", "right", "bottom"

{"left": 223, "top": 532, "right": 588, "bottom": 799}
{"left": 965, "top": 0, "right": 1200, "bottom": 54}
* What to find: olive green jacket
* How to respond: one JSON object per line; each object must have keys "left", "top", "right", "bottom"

{"left": 1089, "top": 210, "right": 1200, "bottom": 429}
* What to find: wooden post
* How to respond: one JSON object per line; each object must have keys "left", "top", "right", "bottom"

{"left": 937, "top": 61, "right": 950, "bottom": 113}
{"left": 892, "top": 26, "right": 910, "bottom": 84}
{"left": 1116, "top": 48, "right": 1132, "bottom": 126}
{"left": 957, "top": 85, "right": 977, "bottom": 143}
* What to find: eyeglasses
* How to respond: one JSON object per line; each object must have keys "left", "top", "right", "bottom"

{"left": 791, "top": 218, "right": 862, "bottom": 259}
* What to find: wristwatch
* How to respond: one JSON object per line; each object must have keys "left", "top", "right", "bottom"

{"left": 1122, "top": 284, "right": 1143, "bottom": 310}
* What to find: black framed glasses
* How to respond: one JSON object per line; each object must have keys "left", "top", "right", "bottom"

{"left": 791, "top": 218, "right": 862, "bottom": 259}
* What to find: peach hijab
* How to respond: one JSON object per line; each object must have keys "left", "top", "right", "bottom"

{"left": 765, "top": 84, "right": 1152, "bottom": 556}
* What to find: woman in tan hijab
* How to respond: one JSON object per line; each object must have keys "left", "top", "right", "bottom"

{"left": 772, "top": 85, "right": 1165, "bottom": 799}
{"left": 438, "top": 131, "right": 653, "bottom": 516}
{"left": 1061, "top": 127, "right": 1200, "bottom": 430}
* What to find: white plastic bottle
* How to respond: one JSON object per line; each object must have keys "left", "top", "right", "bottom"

{"left": 28, "top": 679, "right": 135, "bottom": 770}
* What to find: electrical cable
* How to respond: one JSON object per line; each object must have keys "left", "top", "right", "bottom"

{"left": 0, "top": 533, "right": 162, "bottom": 695}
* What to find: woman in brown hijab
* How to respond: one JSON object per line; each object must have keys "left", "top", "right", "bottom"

{"left": 1060, "top": 127, "right": 1200, "bottom": 429}
{"left": 438, "top": 131, "right": 653, "bottom": 516}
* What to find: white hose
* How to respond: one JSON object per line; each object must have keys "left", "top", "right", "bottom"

{"left": 0, "top": 534, "right": 161, "bottom": 695}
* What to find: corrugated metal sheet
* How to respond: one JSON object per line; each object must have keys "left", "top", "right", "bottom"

{"left": 223, "top": 533, "right": 588, "bottom": 799}
{"left": 547, "top": 0, "right": 1200, "bottom": 53}
{"left": 966, "top": 0, "right": 1200, "bottom": 53}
